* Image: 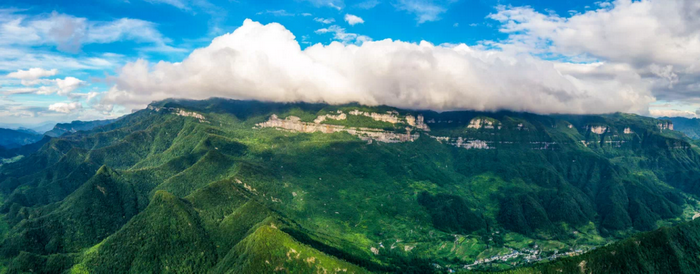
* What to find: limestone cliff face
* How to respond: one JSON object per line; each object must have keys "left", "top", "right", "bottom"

{"left": 348, "top": 110, "right": 400, "bottom": 124}
{"left": 256, "top": 111, "right": 676, "bottom": 152}
{"left": 406, "top": 115, "right": 430, "bottom": 131}
{"left": 148, "top": 106, "right": 206, "bottom": 122}
{"left": 657, "top": 121, "right": 674, "bottom": 131}
{"left": 257, "top": 114, "right": 419, "bottom": 143}
{"left": 175, "top": 109, "right": 206, "bottom": 120}
{"left": 467, "top": 118, "right": 498, "bottom": 130}
{"left": 313, "top": 111, "right": 347, "bottom": 124}
{"left": 588, "top": 126, "right": 607, "bottom": 134}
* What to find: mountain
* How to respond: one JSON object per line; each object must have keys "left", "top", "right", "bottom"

{"left": 665, "top": 117, "right": 700, "bottom": 140}
{"left": 0, "top": 128, "right": 42, "bottom": 149}
{"left": 44, "top": 119, "right": 115, "bottom": 138}
{"left": 488, "top": 217, "right": 700, "bottom": 274}
{"left": 1, "top": 98, "right": 700, "bottom": 273}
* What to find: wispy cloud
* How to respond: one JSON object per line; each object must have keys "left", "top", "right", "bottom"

{"left": 357, "top": 0, "right": 380, "bottom": 9}
{"left": 143, "top": 0, "right": 189, "bottom": 10}
{"left": 301, "top": 0, "right": 344, "bottom": 10}
{"left": 314, "top": 17, "right": 335, "bottom": 24}
{"left": 257, "top": 10, "right": 296, "bottom": 17}
{"left": 395, "top": 0, "right": 457, "bottom": 24}
{"left": 315, "top": 25, "right": 371, "bottom": 44}
{"left": 0, "top": 10, "right": 178, "bottom": 53}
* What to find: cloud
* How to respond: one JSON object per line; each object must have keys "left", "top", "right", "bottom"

{"left": 2, "top": 74, "right": 85, "bottom": 96}
{"left": 395, "top": 0, "right": 456, "bottom": 24}
{"left": 344, "top": 14, "right": 364, "bottom": 25}
{"left": 357, "top": 0, "right": 380, "bottom": 9}
{"left": 649, "top": 108, "right": 698, "bottom": 118}
{"left": 48, "top": 102, "right": 82, "bottom": 113}
{"left": 302, "top": 0, "right": 344, "bottom": 10}
{"left": 487, "top": 0, "right": 700, "bottom": 103}
{"left": 314, "top": 17, "right": 335, "bottom": 24}
{"left": 3, "top": 87, "right": 50, "bottom": 95}
{"left": 0, "top": 46, "right": 120, "bottom": 72}
{"left": 6, "top": 68, "right": 57, "bottom": 80}
{"left": 257, "top": 10, "right": 296, "bottom": 17}
{"left": 315, "top": 25, "right": 371, "bottom": 44}
{"left": 55, "top": 77, "right": 85, "bottom": 96}
{"left": 102, "top": 19, "right": 653, "bottom": 115}
{"left": 144, "top": 0, "right": 189, "bottom": 10}
{"left": 0, "top": 10, "right": 175, "bottom": 53}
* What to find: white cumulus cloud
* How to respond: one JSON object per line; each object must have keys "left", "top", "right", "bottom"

{"left": 102, "top": 19, "right": 653, "bottom": 115}
{"left": 488, "top": 0, "right": 700, "bottom": 103}
{"left": 55, "top": 76, "right": 85, "bottom": 95}
{"left": 344, "top": 14, "right": 364, "bottom": 25}
{"left": 48, "top": 102, "right": 82, "bottom": 113}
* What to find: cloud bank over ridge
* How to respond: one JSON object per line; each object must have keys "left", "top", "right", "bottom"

{"left": 104, "top": 19, "right": 653, "bottom": 115}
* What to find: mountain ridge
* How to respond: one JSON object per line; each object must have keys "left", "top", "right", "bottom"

{"left": 1, "top": 97, "right": 699, "bottom": 272}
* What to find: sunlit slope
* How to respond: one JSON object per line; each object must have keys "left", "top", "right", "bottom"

{"left": 1, "top": 98, "right": 699, "bottom": 272}
{"left": 488, "top": 218, "right": 700, "bottom": 274}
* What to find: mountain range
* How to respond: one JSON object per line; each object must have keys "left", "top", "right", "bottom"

{"left": 2, "top": 98, "right": 700, "bottom": 273}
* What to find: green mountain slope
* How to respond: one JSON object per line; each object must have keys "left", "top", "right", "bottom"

{"left": 487, "top": 218, "right": 700, "bottom": 274}
{"left": 1, "top": 98, "right": 700, "bottom": 272}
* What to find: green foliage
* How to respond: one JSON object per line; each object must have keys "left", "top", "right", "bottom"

{"left": 76, "top": 191, "right": 218, "bottom": 273}
{"left": 489, "top": 218, "right": 700, "bottom": 274}
{"left": 211, "top": 224, "right": 368, "bottom": 274}
{"left": 418, "top": 192, "right": 486, "bottom": 234}
{"left": 1, "top": 98, "right": 700, "bottom": 273}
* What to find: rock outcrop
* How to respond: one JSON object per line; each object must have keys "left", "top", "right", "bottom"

{"left": 658, "top": 121, "right": 674, "bottom": 131}
{"left": 313, "top": 111, "right": 347, "bottom": 124}
{"left": 348, "top": 110, "right": 401, "bottom": 124}
{"left": 588, "top": 126, "right": 607, "bottom": 134}
{"left": 257, "top": 115, "right": 419, "bottom": 143}
{"left": 406, "top": 115, "right": 430, "bottom": 131}
{"left": 148, "top": 106, "right": 206, "bottom": 122}
{"left": 467, "top": 118, "right": 498, "bottom": 130}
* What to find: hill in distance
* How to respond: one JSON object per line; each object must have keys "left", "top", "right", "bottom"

{"left": 0, "top": 128, "right": 42, "bottom": 149}
{"left": 665, "top": 117, "right": 700, "bottom": 140}
{"left": 44, "top": 119, "right": 116, "bottom": 138}
{"left": 2, "top": 98, "right": 700, "bottom": 273}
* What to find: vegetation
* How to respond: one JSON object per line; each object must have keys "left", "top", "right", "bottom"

{"left": 486, "top": 218, "right": 700, "bottom": 274}
{"left": 0, "top": 98, "right": 699, "bottom": 273}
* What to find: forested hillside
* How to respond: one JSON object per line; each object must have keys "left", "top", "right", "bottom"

{"left": 488, "top": 218, "right": 700, "bottom": 274}
{"left": 1, "top": 98, "right": 700, "bottom": 273}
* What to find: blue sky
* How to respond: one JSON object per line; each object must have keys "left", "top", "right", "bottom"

{"left": 1, "top": 0, "right": 699, "bottom": 128}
